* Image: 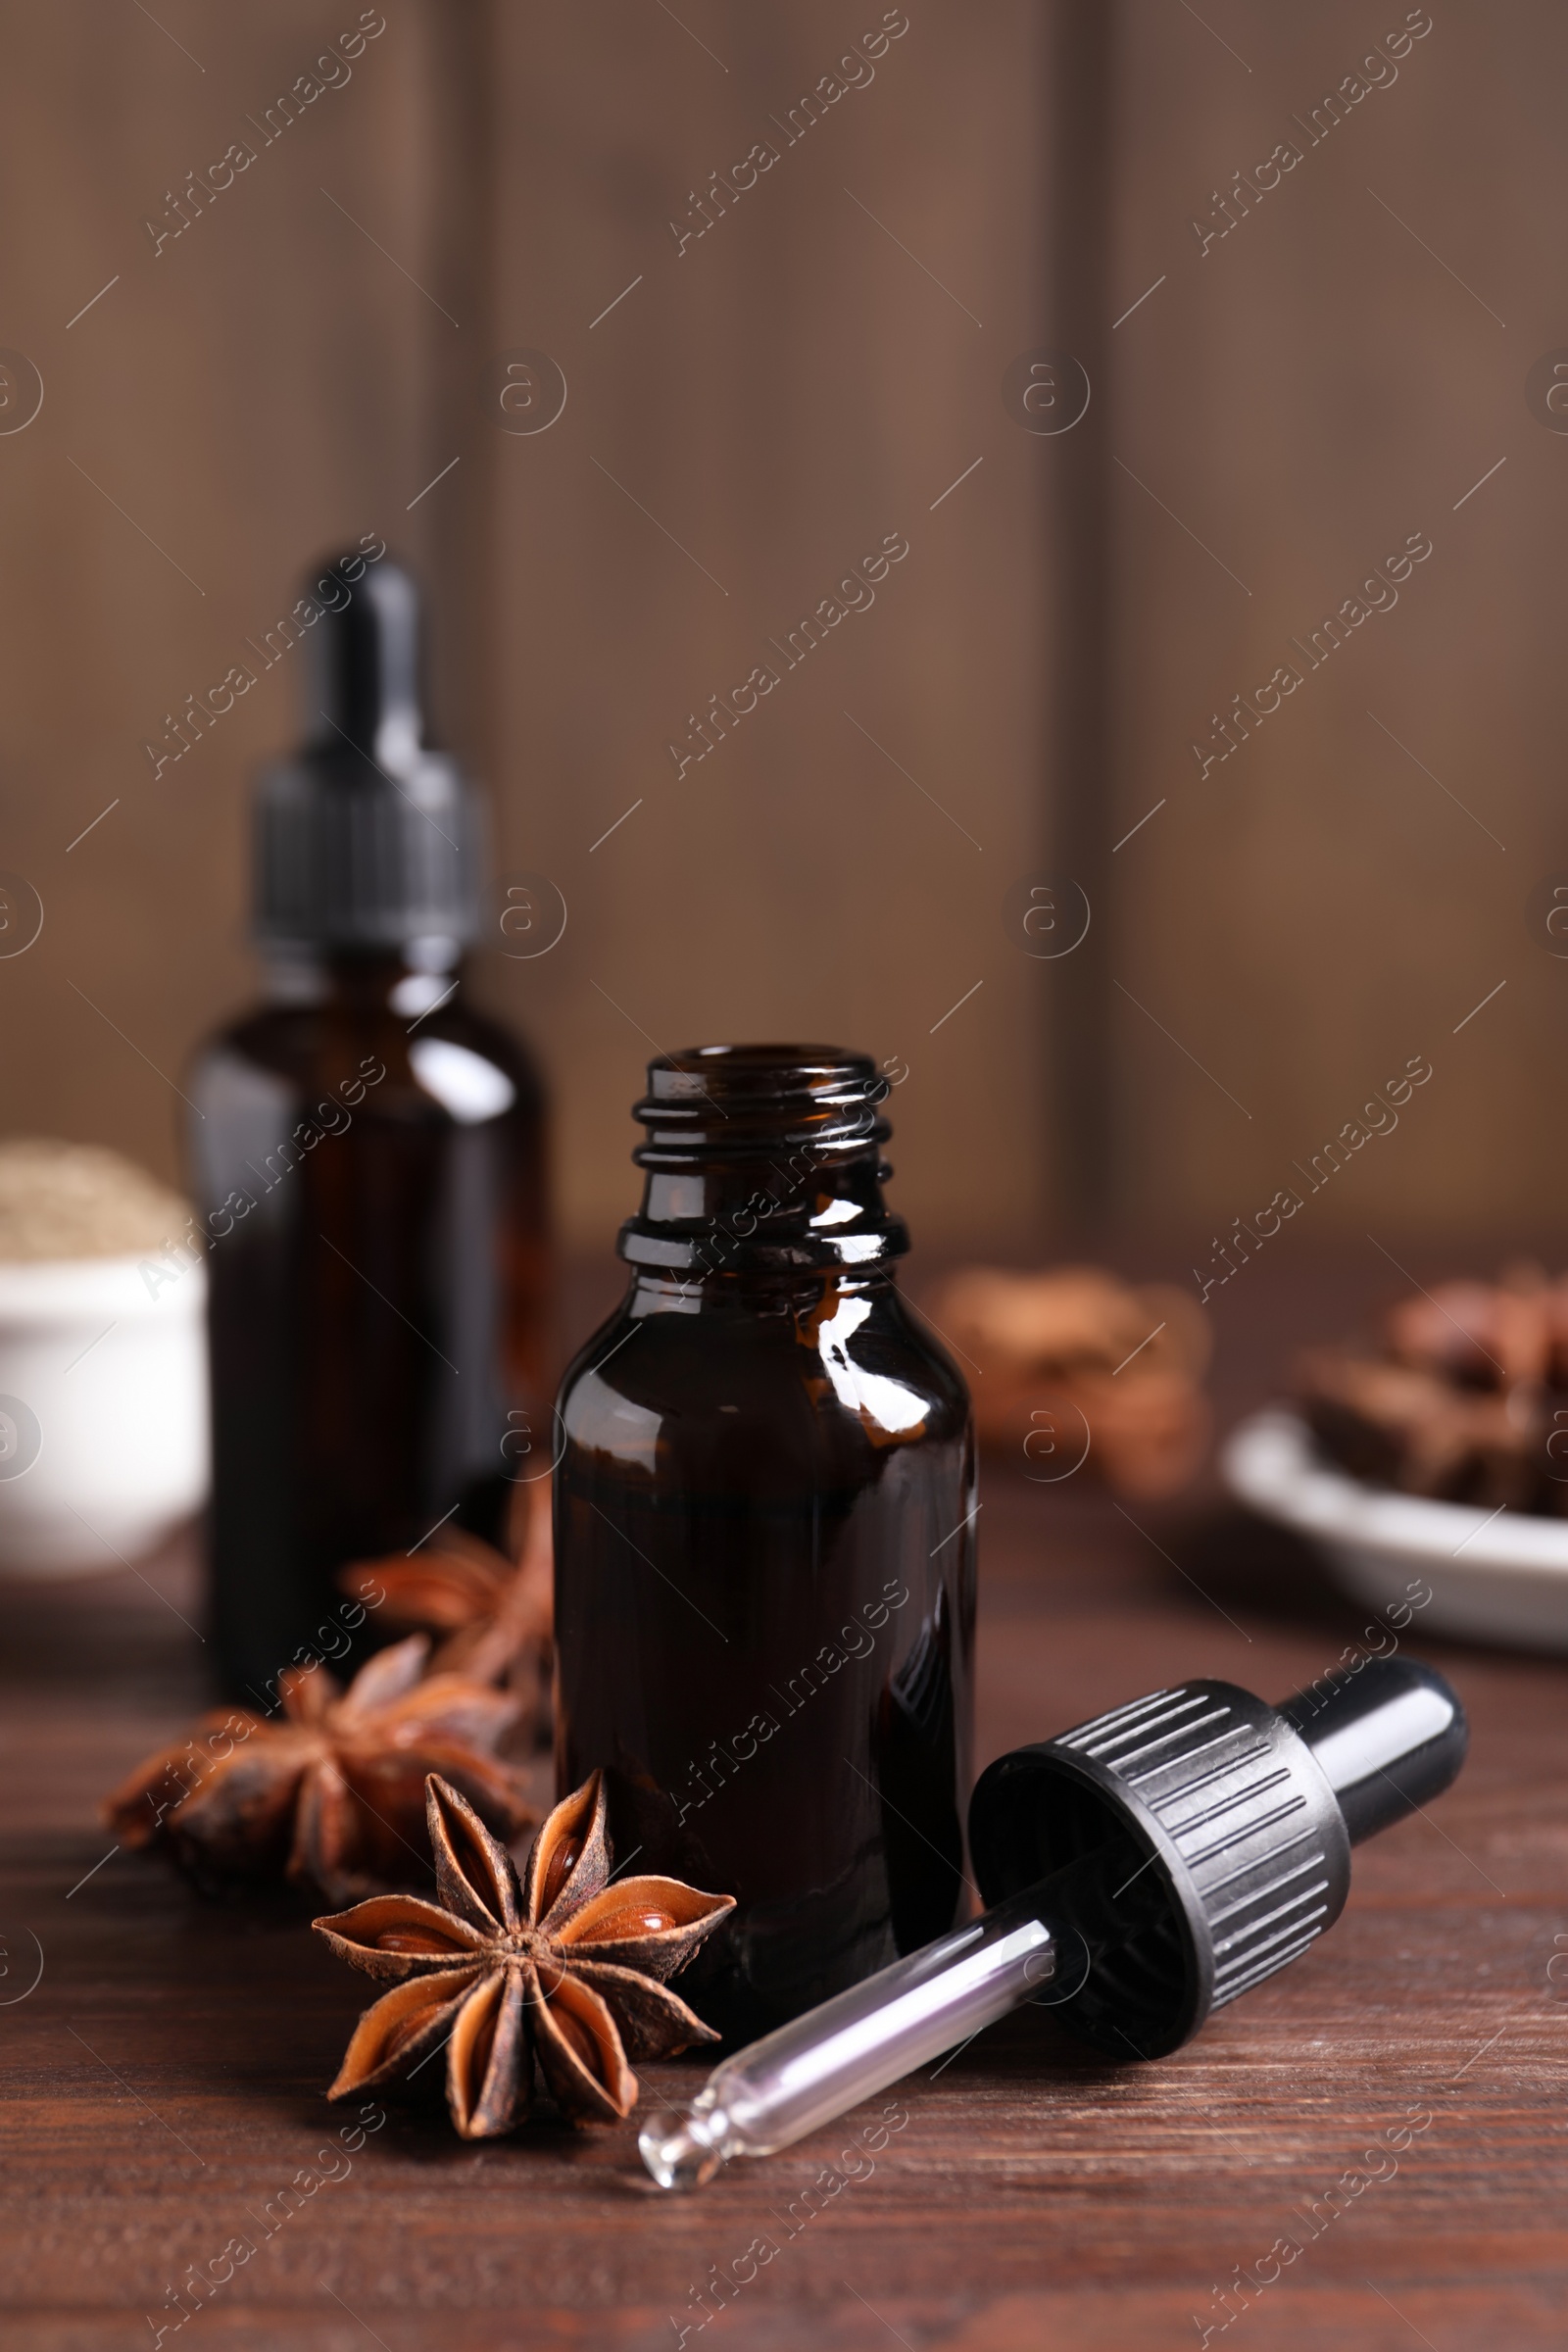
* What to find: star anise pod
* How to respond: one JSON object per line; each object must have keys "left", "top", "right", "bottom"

{"left": 314, "top": 1770, "right": 734, "bottom": 2133}
{"left": 339, "top": 1482, "right": 553, "bottom": 1720}
{"left": 929, "top": 1264, "right": 1213, "bottom": 1497}
{"left": 104, "top": 1637, "right": 533, "bottom": 1905}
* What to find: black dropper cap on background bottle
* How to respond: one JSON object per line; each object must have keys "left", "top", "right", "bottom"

{"left": 254, "top": 552, "right": 482, "bottom": 953}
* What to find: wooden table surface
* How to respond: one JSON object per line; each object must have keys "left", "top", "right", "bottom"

{"left": 3, "top": 1247, "right": 1565, "bottom": 2351}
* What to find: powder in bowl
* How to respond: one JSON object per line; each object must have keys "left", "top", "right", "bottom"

{"left": 0, "top": 1139, "right": 193, "bottom": 1264}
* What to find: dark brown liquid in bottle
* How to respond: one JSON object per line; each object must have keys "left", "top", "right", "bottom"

{"left": 189, "top": 954, "right": 548, "bottom": 1701}
{"left": 555, "top": 1046, "right": 975, "bottom": 2040}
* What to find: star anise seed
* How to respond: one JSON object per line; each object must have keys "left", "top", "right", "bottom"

{"left": 339, "top": 1482, "right": 553, "bottom": 1722}
{"left": 313, "top": 1769, "right": 734, "bottom": 2133}
{"left": 104, "top": 1637, "right": 532, "bottom": 1905}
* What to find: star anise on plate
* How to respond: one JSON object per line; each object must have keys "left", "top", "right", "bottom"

{"left": 1298, "top": 1264, "right": 1568, "bottom": 1512}
{"left": 104, "top": 1637, "right": 532, "bottom": 1905}
{"left": 314, "top": 1769, "right": 734, "bottom": 2133}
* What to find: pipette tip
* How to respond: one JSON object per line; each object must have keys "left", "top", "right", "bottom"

{"left": 639, "top": 2098, "right": 732, "bottom": 2190}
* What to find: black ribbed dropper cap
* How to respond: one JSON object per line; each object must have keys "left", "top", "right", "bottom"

{"left": 968, "top": 1656, "right": 1467, "bottom": 2060}
{"left": 254, "top": 553, "right": 482, "bottom": 952}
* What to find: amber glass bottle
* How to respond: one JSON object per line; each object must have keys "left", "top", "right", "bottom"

{"left": 188, "top": 554, "right": 548, "bottom": 1701}
{"left": 555, "top": 1046, "right": 975, "bottom": 2040}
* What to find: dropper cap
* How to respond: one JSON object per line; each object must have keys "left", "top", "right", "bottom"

{"left": 639, "top": 1656, "right": 1467, "bottom": 2189}
{"left": 968, "top": 1656, "right": 1467, "bottom": 2059}
{"left": 254, "top": 552, "right": 482, "bottom": 952}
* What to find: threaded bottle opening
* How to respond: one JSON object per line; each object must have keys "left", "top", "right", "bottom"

{"left": 619, "top": 1044, "right": 907, "bottom": 1273}
{"left": 634, "top": 1044, "right": 890, "bottom": 1166}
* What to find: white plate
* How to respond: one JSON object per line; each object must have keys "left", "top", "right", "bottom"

{"left": 1220, "top": 1406, "right": 1568, "bottom": 1654}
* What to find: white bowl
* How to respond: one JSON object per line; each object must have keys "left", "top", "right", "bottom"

{"left": 0, "top": 1252, "right": 209, "bottom": 1577}
{"left": 1221, "top": 1406, "right": 1568, "bottom": 1653}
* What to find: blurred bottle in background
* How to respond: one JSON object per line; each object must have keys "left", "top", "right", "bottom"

{"left": 188, "top": 550, "right": 549, "bottom": 1700}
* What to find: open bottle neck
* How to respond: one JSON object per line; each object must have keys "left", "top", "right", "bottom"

{"left": 615, "top": 1045, "right": 909, "bottom": 1275}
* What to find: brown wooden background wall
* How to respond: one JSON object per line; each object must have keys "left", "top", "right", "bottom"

{"left": 1105, "top": 0, "right": 1567, "bottom": 1251}
{"left": 0, "top": 0, "right": 1560, "bottom": 1270}
{"left": 0, "top": 1, "right": 482, "bottom": 1198}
